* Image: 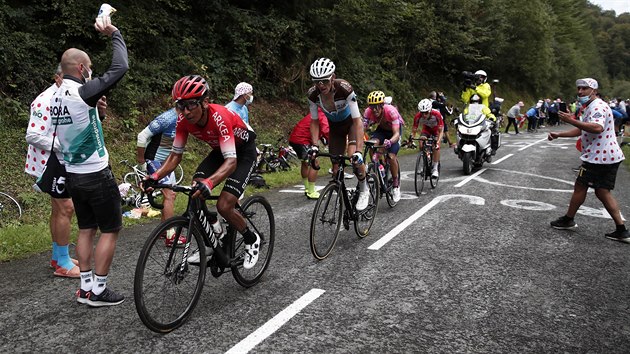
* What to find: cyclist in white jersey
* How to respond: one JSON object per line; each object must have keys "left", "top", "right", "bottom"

{"left": 54, "top": 17, "right": 129, "bottom": 307}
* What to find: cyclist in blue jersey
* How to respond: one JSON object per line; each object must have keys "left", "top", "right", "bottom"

{"left": 136, "top": 108, "right": 181, "bottom": 246}
{"left": 307, "top": 58, "right": 369, "bottom": 211}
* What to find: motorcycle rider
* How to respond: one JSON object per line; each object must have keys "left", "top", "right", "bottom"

{"left": 463, "top": 94, "right": 498, "bottom": 154}
{"left": 412, "top": 99, "right": 444, "bottom": 178}
{"left": 461, "top": 70, "right": 492, "bottom": 107}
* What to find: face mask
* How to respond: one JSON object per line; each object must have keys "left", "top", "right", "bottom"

{"left": 577, "top": 95, "right": 590, "bottom": 105}
{"left": 80, "top": 65, "right": 92, "bottom": 82}
{"left": 245, "top": 94, "right": 254, "bottom": 105}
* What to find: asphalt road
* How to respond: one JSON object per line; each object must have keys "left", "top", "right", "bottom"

{"left": 1, "top": 126, "right": 629, "bottom": 353}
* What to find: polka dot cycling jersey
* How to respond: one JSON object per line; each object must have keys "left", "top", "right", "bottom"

{"left": 25, "top": 83, "right": 59, "bottom": 177}
{"left": 172, "top": 104, "right": 253, "bottom": 159}
{"left": 579, "top": 98, "right": 625, "bottom": 164}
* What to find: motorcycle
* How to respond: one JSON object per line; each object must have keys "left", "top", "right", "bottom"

{"left": 454, "top": 104, "right": 500, "bottom": 175}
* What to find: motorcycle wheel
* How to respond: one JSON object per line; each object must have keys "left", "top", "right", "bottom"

{"left": 463, "top": 152, "right": 473, "bottom": 175}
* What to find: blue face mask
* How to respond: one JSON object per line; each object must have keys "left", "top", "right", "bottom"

{"left": 577, "top": 95, "right": 590, "bottom": 105}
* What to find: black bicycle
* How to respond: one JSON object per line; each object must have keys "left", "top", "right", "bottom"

{"left": 413, "top": 136, "right": 439, "bottom": 196}
{"left": 133, "top": 183, "right": 275, "bottom": 333}
{"left": 309, "top": 153, "right": 379, "bottom": 260}
{"left": 364, "top": 138, "right": 399, "bottom": 208}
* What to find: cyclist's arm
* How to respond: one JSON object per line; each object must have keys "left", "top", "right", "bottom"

{"left": 310, "top": 118, "right": 320, "bottom": 147}
{"left": 136, "top": 126, "right": 154, "bottom": 164}
{"left": 352, "top": 116, "right": 365, "bottom": 152}
{"left": 391, "top": 123, "right": 400, "bottom": 144}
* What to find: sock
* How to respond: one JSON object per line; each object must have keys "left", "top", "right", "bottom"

{"left": 616, "top": 224, "right": 626, "bottom": 232}
{"left": 307, "top": 181, "right": 315, "bottom": 194}
{"left": 358, "top": 178, "right": 368, "bottom": 192}
{"left": 432, "top": 162, "right": 439, "bottom": 170}
{"left": 393, "top": 177, "right": 399, "bottom": 188}
{"left": 92, "top": 274, "right": 108, "bottom": 295}
{"left": 565, "top": 215, "right": 574, "bottom": 220}
{"left": 80, "top": 270, "right": 93, "bottom": 292}
{"left": 56, "top": 244, "right": 75, "bottom": 270}
{"left": 241, "top": 227, "right": 256, "bottom": 244}
{"left": 51, "top": 242, "right": 59, "bottom": 265}
{"left": 303, "top": 178, "right": 309, "bottom": 191}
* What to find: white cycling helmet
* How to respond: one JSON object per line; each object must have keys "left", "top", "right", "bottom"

{"left": 418, "top": 98, "right": 433, "bottom": 112}
{"left": 310, "top": 58, "right": 336, "bottom": 79}
{"left": 475, "top": 70, "right": 487, "bottom": 83}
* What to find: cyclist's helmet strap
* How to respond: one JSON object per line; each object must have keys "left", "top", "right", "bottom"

{"left": 310, "top": 58, "right": 336, "bottom": 79}
{"left": 172, "top": 75, "right": 209, "bottom": 101}
{"left": 367, "top": 91, "right": 385, "bottom": 105}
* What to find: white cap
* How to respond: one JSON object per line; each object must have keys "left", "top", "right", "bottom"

{"left": 384, "top": 96, "right": 392, "bottom": 105}
{"left": 576, "top": 78, "right": 598, "bottom": 89}
{"left": 233, "top": 82, "right": 253, "bottom": 101}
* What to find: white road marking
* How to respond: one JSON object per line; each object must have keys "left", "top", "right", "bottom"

{"left": 225, "top": 289, "right": 326, "bottom": 354}
{"left": 500, "top": 199, "right": 556, "bottom": 211}
{"left": 518, "top": 137, "right": 548, "bottom": 151}
{"left": 368, "top": 194, "right": 485, "bottom": 250}
{"left": 491, "top": 154, "right": 513, "bottom": 164}
{"left": 454, "top": 168, "right": 487, "bottom": 188}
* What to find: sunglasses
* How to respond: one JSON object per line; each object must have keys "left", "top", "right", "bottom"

{"left": 369, "top": 104, "right": 384, "bottom": 110}
{"left": 175, "top": 99, "right": 201, "bottom": 111}
{"left": 312, "top": 77, "right": 332, "bottom": 86}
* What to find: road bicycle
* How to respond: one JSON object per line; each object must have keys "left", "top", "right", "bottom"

{"left": 133, "top": 183, "right": 274, "bottom": 333}
{"left": 0, "top": 191, "right": 22, "bottom": 227}
{"left": 364, "top": 138, "right": 399, "bottom": 208}
{"left": 309, "top": 153, "right": 379, "bottom": 260}
{"left": 119, "top": 159, "right": 184, "bottom": 207}
{"left": 413, "top": 136, "right": 440, "bottom": 196}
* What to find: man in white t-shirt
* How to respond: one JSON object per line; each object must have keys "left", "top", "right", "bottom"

{"left": 548, "top": 78, "right": 629, "bottom": 243}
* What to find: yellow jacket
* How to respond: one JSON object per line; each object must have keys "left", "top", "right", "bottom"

{"left": 461, "top": 83, "right": 492, "bottom": 107}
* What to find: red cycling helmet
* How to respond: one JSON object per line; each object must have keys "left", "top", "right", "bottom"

{"left": 172, "top": 75, "right": 209, "bottom": 101}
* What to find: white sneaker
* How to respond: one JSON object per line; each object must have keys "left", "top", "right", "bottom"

{"left": 187, "top": 246, "right": 213, "bottom": 265}
{"left": 392, "top": 187, "right": 401, "bottom": 203}
{"left": 243, "top": 233, "right": 260, "bottom": 269}
{"left": 431, "top": 169, "right": 439, "bottom": 178}
{"left": 356, "top": 190, "right": 370, "bottom": 211}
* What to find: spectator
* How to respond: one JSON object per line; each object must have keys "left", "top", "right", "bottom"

{"left": 430, "top": 91, "right": 456, "bottom": 147}
{"left": 505, "top": 101, "right": 524, "bottom": 135}
{"left": 225, "top": 82, "right": 254, "bottom": 125}
{"left": 548, "top": 78, "right": 629, "bottom": 244}
{"left": 25, "top": 64, "right": 79, "bottom": 278}
{"left": 56, "top": 16, "right": 129, "bottom": 306}
{"left": 526, "top": 104, "right": 539, "bottom": 132}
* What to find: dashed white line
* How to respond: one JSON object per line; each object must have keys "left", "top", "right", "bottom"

{"left": 225, "top": 289, "right": 326, "bottom": 354}
{"left": 518, "top": 137, "right": 548, "bottom": 151}
{"left": 491, "top": 154, "right": 513, "bottom": 164}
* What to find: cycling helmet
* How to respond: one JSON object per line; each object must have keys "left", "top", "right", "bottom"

{"left": 470, "top": 94, "right": 481, "bottom": 103}
{"left": 310, "top": 58, "right": 336, "bottom": 79}
{"left": 367, "top": 91, "right": 385, "bottom": 105}
{"left": 418, "top": 98, "right": 433, "bottom": 112}
{"left": 475, "top": 70, "right": 487, "bottom": 83}
{"left": 172, "top": 75, "right": 209, "bottom": 101}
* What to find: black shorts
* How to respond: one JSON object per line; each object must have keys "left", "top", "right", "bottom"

{"left": 328, "top": 118, "right": 358, "bottom": 156}
{"left": 193, "top": 132, "right": 257, "bottom": 198}
{"left": 576, "top": 161, "right": 621, "bottom": 190}
{"left": 66, "top": 166, "right": 122, "bottom": 233}
{"left": 289, "top": 142, "right": 310, "bottom": 161}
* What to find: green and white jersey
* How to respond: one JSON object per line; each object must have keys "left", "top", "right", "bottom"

{"left": 53, "top": 79, "right": 108, "bottom": 174}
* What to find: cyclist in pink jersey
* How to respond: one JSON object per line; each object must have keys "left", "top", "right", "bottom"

{"left": 412, "top": 99, "right": 445, "bottom": 178}
{"left": 145, "top": 75, "right": 261, "bottom": 269}
{"left": 363, "top": 90, "right": 403, "bottom": 202}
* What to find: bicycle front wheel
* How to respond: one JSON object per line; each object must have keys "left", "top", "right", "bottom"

{"left": 354, "top": 171, "right": 379, "bottom": 238}
{"left": 414, "top": 153, "right": 426, "bottom": 196}
{"left": 231, "top": 196, "right": 275, "bottom": 287}
{"left": 310, "top": 182, "right": 343, "bottom": 260}
{"left": 0, "top": 192, "right": 22, "bottom": 227}
{"left": 134, "top": 216, "right": 206, "bottom": 333}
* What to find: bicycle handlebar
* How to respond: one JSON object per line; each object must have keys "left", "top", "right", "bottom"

{"left": 144, "top": 183, "right": 194, "bottom": 210}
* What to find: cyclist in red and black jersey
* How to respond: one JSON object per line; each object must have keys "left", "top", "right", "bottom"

{"left": 144, "top": 75, "right": 260, "bottom": 269}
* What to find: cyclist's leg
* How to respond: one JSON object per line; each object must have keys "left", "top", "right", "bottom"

{"left": 346, "top": 119, "right": 366, "bottom": 181}
{"left": 328, "top": 121, "right": 348, "bottom": 175}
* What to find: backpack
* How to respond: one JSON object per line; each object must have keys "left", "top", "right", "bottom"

{"left": 248, "top": 173, "right": 268, "bottom": 189}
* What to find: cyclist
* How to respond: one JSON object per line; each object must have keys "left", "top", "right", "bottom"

{"left": 412, "top": 98, "right": 444, "bottom": 178}
{"left": 144, "top": 75, "right": 260, "bottom": 269}
{"left": 135, "top": 108, "right": 182, "bottom": 246}
{"left": 289, "top": 108, "right": 330, "bottom": 200}
{"left": 307, "top": 57, "right": 369, "bottom": 211}
{"left": 363, "top": 90, "right": 403, "bottom": 202}
{"left": 461, "top": 69, "right": 492, "bottom": 107}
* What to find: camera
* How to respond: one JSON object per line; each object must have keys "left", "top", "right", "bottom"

{"left": 462, "top": 71, "right": 479, "bottom": 88}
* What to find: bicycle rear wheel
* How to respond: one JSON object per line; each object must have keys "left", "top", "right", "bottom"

{"left": 175, "top": 164, "right": 184, "bottom": 184}
{"left": 414, "top": 153, "right": 426, "bottom": 196}
{"left": 0, "top": 192, "right": 22, "bottom": 227}
{"left": 231, "top": 196, "right": 275, "bottom": 287}
{"left": 310, "top": 182, "right": 343, "bottom": 259}
{"left": 385, "top": 163, "right": 400, "bottom": 208}
{"left": 354, "top": 171, "right": 379, "bottom": 238}
{"left": 134, "top": 216, "right": 206, "bottom": 333}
